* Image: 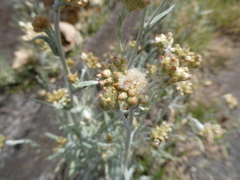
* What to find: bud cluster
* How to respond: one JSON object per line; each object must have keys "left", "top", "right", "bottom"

{"left": 68, "top": 73, "right": 79, "bottom": 84}
{"left": 121, "top": 0, "right": 151, "bottom": 12}
{"left": 154, "top": 32, "right": 173, "bottom": 50}
{"left": 66, "top": 59, "right": 75, "bottom": 69}
{"left": 170, "top": 44, "right": 202, "bottom": 68}
{"left": 65, "top": 0, "right": 88, "bottom": 7}
{"left": 154, "top": 53, "right": 192, "bottom": 87}
{"left": 31, "top": 15, "right": 51, "bottom": 33}
{"left": 46, "top": 88, "right": 71, "bottom": 106}
{"left": 81, "top": 52, "right": 101, "bottom": 69}
{"left": 223, "top": 93, "right": 238, "bottom": 110}
{"left": 53, "top": 136, "right": 68, "bottom": 153}
{"left": 97, "top": 57, "right": 148, "bottom": 111}
{"left": 198, "top": 123, "right": 224, "bottom": 143}
{"left": 0, "top": 134, "right": 6, "bottom": 150}
{"left": 175, "top": 81, "right": 193, "bottom": 95}
{"left": 150, "top": 121, "right": 172, "bottom": 146}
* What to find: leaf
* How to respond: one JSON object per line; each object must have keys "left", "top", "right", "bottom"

{"left": 45, "top": 132, "right": 59, "bottom": 140}
{"left": 29, "top": 35, "right": 59, "bottom": 56}
{"left": 144, "top": 5, "right": 175, "bottom": 34}
{"left": 72, "top": 80, "right": 98, "bottom": 92}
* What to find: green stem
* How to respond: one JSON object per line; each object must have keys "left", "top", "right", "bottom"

{"left": 53, "top": 0, "right": 73, "bottom": 105}
{"left": 128, "top": 8, "right": 147, "bottom": 68}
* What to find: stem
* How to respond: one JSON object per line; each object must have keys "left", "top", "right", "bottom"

{"left": 128, "top": 8, "right": 147, "bottom": 68}
{"left": 123, "top": 106, "right": 136, "bottom": 180}
{"left": 53, "top": 0, "right": 73, "bottom": 105}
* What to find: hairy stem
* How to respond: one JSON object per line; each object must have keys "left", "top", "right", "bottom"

{"left": 53, "top": 0, "right": 73, "bottom": 105}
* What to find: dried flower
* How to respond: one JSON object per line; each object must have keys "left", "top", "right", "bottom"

{"left": 105, "top": 134, "right": 114, "bottom": 143}
{"left": 223, "top": 93, "right": 238, "bottom": 110}
{"left": 31, "top": 15, "right": 50, "bottom": 33}
{"left": 65, "top": 0, "right": 88, "bottom": 7}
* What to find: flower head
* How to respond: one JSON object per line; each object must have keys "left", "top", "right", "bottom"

{"left": 97, "top": 57, "right": 148, "bottom": 110}
{"left": 121, "top": 0, "right": 151, "bottom": 12}
{"left": 31, "top": 15, "right": 50, "bottom": 33}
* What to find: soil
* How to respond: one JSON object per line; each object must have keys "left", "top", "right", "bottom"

{"left": 0, "top": 1, "right": 240, "bottom": 180}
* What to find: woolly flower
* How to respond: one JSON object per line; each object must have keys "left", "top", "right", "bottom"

{"left": 97, "top": 57, "right": 148, "bottom": 110}
{"left": 223, "top": 93, "right": 238, "bottom": 110}
{"left": 117, "top": 68, "right": 148, "bottom": 96}
{"left": 121, "top": 0, "right": 151, "bottom": 12}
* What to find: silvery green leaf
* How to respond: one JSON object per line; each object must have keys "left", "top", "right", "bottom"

{"left": 72, "top": 80, "right": 98, "bottom": 92}
{"left": 69, "top": 161, "right": 76, "bottom": 178}
{"left": 28, "top": 35, "right": 59, "bottom": 56}
{"left": 194, "top": 135, "right": 205, "bottom": 152}
{"left": 144, "top": 5, "right": 175, "bottom": 34}
{"left": 45, "top": 132, "right": 58, "bottom": 140}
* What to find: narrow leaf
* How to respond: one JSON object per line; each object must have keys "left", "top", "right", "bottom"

{"left": 144, "top": 5, "right": 175, "bottom": 34}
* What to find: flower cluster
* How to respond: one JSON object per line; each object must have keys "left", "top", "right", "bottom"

{"left": 46, "top": 88, "right": 71, "bottom": 106}
{"left": 121, "top": 0, "right": 151, "bottom": 12}
{"left": 223, "top": 93, "right": 238, "bottom": 110}
{"left": 19, "top": 21, "right": 49, "bottom": 50}
{"left": 152, "top": 33, "right": 202, "bottom": 87}
{"left": 154, "top": 53, "right": 192, "bottom": 87}
{"left": 170, "top": 44, "right": 202, "bottom": 69}
{"left": 198, "top": 123, "right": 224, "bottom": 143}
{"left": 175, "top": 81, "right": 193, "bottom": 95}
{"left": 150, "top": 121, "right": 172, "bottom": 146}
{"left": 154, "top": 32, "right": 174, "bottom": 50}
{"left": 81, "top": 52, "right": 101, "bottom": 69}
{"left": 31, "top": 15, "right": 50, "bottom": 33}
{"left": 68, "top": 73, "right": 79, "bottom": 84}
{"left": 65, "top": 0, "right": 88, "bottom": 7}
{"left": 97, "top": 57, "right": 148, "bottom": 111}
{"left": 53, "top": 136, "right": 68, "bottom": 153}
{"left": 0, "top": 134, "right": 6, "bottom": 150}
